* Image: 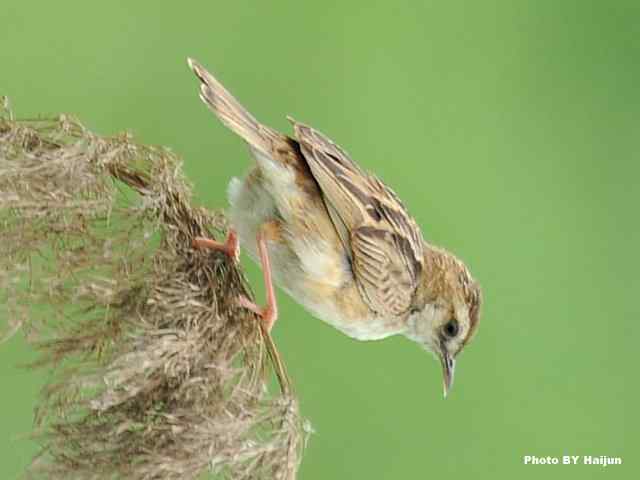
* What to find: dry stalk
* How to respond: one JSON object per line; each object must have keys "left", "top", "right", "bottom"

{"left": 0, "top": 96, "right": 308, "bottom": 479}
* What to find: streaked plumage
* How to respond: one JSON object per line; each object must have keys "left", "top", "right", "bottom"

{"left": 189, "top": 58, "right": 482, "bottom": 395}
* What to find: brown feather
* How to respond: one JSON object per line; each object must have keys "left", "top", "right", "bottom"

{"left": 289, "top": 117, "right": 424, "bottom": 317}
{"left": 187, "top": 58, "right": 277, "bottom": 154}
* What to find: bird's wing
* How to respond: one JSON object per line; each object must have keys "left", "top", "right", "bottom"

{"left": 290, "top": 118, "right": 424, "bottom": 317}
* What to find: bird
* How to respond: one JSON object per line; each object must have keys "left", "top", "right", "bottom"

{"left": 188, "top": 58, "right": 482, "bottom": 397}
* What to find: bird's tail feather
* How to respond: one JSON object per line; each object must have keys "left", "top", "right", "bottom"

{"left": 188, "top": 58, "right": 274, "bottom": 153}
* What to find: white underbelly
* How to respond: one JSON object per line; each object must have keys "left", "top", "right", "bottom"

{"left": 227, "top": 173, "right": 404, "bottom": 342}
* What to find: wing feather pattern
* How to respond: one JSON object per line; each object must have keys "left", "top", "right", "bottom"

{"left": 290, "top": 118, "right": 424, "bottom": 316}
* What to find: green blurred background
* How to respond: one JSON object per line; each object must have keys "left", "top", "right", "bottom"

{"left": 1, "top": 1, "right": 638, "bottom": 478}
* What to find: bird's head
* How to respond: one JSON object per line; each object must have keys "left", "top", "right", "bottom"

{"left": 406, "top": 248, "right": 482, "bottom": 397}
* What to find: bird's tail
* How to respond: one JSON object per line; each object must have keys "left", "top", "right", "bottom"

{"left": 188, "top": 58, "right": 274, "bottom": 153}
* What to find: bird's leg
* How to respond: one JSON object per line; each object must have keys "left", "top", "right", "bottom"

{"left": 192, "top": 229, "right": 240, "bottom": 262}
{"left": 237, "top": 222, "right": 279, "bottom": 332}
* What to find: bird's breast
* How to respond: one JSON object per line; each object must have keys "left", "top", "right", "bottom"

{"left": 228, "top": 166, "right": 407, "bottom": 341}
{"left": 271, "top": 239, "right": 407, "bottom": 341}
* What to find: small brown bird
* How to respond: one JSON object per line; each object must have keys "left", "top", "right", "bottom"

{"left": 188, "top": 58, "right": 481, "bottom": 396}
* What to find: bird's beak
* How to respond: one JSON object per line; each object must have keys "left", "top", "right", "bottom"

{"left": 440, "top": 350, "right": 456, "bottom": 398}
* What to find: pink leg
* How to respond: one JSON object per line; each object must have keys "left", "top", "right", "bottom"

{"left": 237, "top": 225, "right": 278, "bottom": 332}
{"left": 193, "top": 229, "right": 239, "bottom": 262}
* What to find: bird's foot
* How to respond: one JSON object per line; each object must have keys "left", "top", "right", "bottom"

{"left": 237, "top": 295, "right": 277, "bottom": 332}
{"left": 236, "top": 222, "right": 279, "bottom": 332}
{"left": 192, "top": 229, "right": 240, "bottom": 262}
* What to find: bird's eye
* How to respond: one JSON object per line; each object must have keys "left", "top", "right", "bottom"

{"left": 444, "top": 319, "right": 459, "bottom": 338}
